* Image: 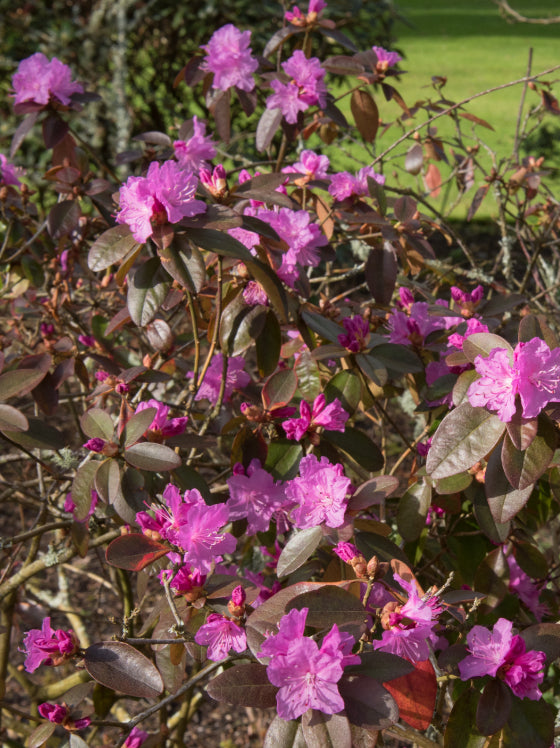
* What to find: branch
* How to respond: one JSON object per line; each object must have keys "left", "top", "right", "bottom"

{"left": 493, "top": 0, "right": 560, "bottom": 24}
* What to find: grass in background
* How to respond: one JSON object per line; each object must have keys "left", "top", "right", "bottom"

{"left": 328, "top": 0, "right": 560, "bottom": 220}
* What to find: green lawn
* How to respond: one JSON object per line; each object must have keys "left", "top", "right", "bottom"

{"left": 328, "top": 0, "right": 560, "bottom": 219}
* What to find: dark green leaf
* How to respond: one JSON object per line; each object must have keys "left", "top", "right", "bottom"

{"left": 28, "top": 722, "right": 56, "bottom": 748}
{"left": 186, "top": 227, "right": 253, "bottom": 261}
{"left": 355, "top": 353, "right": 388, "bottom": 387}
{"left": 277, "top": 527, "right": 323, "bottom": 578}
{"left": 287, "top": 586, "right": 367, "bottom": 630}
{"left": 88, "top": 225, "right": 139, "bottom": 272}
{"left": 159, "top": 239, "right": 206, "bottom": 293}
{"left": 302, "top": 710, "right": 352, "bottom": 748}
{"left": 122, "top": 407, "right": 157, "bottom": 448}
{"left": 520, "top": 622, "right": 560, "bottom": 663}
{"left": 256, "top": 310, "right": 281, "bottom": 377}
{"left": 513, "top": 542, "right": 548, "bottom": 579}
{"left": 301, "top": 310, "right": 344, "bottom": 345}
{"left": 443, "top": 689, "right": 486, "bottom": 748}
{"left": 368, "top": 343, "right": 423, "bottom": 374}
{"left": 476, "top": 679, "right": 511, "bottom": 735}
{"left": 473, "top": 546, "right": 509, "bottom": 610}
{"left": 324, "top": 370, "right": 362, "bottom": 415}
{"left": 485, "top": 445, "right": 534, "bottom": 523}
{"left": 502, "top": 695, "right": 554, "bottom": 748}
{"left": 501, "top": 416, "right": 556, "bottom": 490}
{"left": 265, "top": 439, "right": 303, "bottom": 481}
{"left": 435, "top": 472, "right": 472, "bottom": 495}
{"left": 124, "top": 442, "right": 181, "bottom": 471}
{"left": 397, "top": 480, "right": 431, "bottom": 541}
{"left": 246, "top": 258, "right": 289, "bottom": 323}
{"left": 220, "top": 295, "right": 268, "bottom": 357}
{"left": 471, "top": 484, "right": 510, "bottom": 543}
{"left": 339, "top": 675, "right": 398, "bottom": 731}
{"left": 355, "top": 530, "right": 410, "bottom": 565}
{"left": 206, "top": 663, "right": 277, "bottom": 708}
{"left": 262, "top": 369, "right": 298, "bottom": 410}
{"left": 323, "top": 426, "right": 384, "bottom": 471}
{"left": 80, "top": 408, "right": 114, "bottom": 441}
{"left": 426, "top": 402, "right": 506, "bottom": 480}
{"left": 127, "top": 257, "right": 170, "bottom": 327}
{"left": 84, "top": 641, "right": 163, "bottom": 698}
{"left": 452, "top": 368, "right": 478, "bottom": 407}
{"left": 71, "top": 460, "right": 100, "bottom": 521}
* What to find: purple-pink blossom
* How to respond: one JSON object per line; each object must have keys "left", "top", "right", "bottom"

{"left": 123, "top": 727, "right": 149, "bottom": 748}
{"left": 458, "top": 618, "right": 545, "bottom": 700}
{"left": 194, "top": 613, "right": 247, "bottom": 661}
{"left": 285, "top": 0, "right": 327, "bottom": 24}
{"left": 282, "top": 393, "right": 349, "bottom": 441}
{"left": 190, "top": 352, "right": 250, "bottom": 404}
{"left": 173, "top": 116, "right": 216, "bottom": 173}
{"left": 116, "top": 160, "right": 206, "bottom": 243}
{"left": 259, "top": 607, "right": 359, "bottom": 721}
{"left": 506, "top": 554, "right": 548, "bottom": 622}
{"left": 373, "top": 574, "right": 440, "bottom": 662}
{"left": 21, "top": 617, "right": 79, "bottom": 673}
{"left": 467, "top": 337, "right": 560, "bottom": 422}
{"left": 135, "top": 399, "right": 188, "bottom": 439}
{"left": 38, "top": 702, "right": 91, "bottom": 729}
{"left": 226, "top": 459, "right": 287, "bottom": 534}
{"left": 285, "top": 454, "right": 351, "bottom": 529}
{"left": 242, "top": 280, "right": 268, "bottom": 307}
{"left": 329, "top": 166, "right": 385, "bottom": 201}
{"left": 387, "top": 300, "right": 455, "bottom": 347}
{"left": 282, "top": 149, "right": 330, "bottom": 181}
{"left": 0, "top": 154, "right": 21, "bottom": 186}
{"left": 83, "top": 437, "right": 105, "bottom": 453}
{"left": 267, "top": 51, "right": 327, "bottom": 124}
{"left": 202, "top": 24, "right": 258, "bottom": 92}
{"left": 372, "top": 46, "right": 402, "bottom": 71}
{"left": 12, "top": 53, "right": 83, "bottom": 107}
{"left": 338, "top": 315, "right": 370, "bottom": 352}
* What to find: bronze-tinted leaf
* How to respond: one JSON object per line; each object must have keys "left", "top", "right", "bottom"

{"left": 405, "top": 143, "right": 423, "bottom": 175}
{"left": 277, "top": 526, "right": 323, "bottom": 578}
{"left": 206, "top": 663, "right": 277, "bottom": 708}
{"left": 124, "top": 442, "right": 181, "bottom": 472}
{"left": 485, "top": 445, "right": 533, "bottom": 522}
{"left": 301, "top": 710, "right": 352, "bottom": 748}
{"left": 501, "top": 416, "right": 556, "bottom": 490}
{"left": 256, "top": 107, "right": 283, "bottom": 151}
{"left": 105, "top": 533, "right": 169, "bottom": 571}
{"left": 476, "top": 679, "right": 511, "bottom": 736}
{"left": 365, "top": 244, "right": 397, "bottom": 306}
{"left": 47, "top": 199, "right": 80, "bottom": 239}
{"left": 72, "top": 460, "right": 100, "bottom": 521}
{"left": 443, "top": 688, "right": 486, "bottom": 748}
{"left": 0, "top": 404, "right": 28, "bottom": 432}
{"left": 88, "top": 225, "right": 139, "bottom": 272}
{"left": 0, "top": 368, "right": 49, "bottom": 402}
{"left": 128, "top": 257, "right": 170, "bottom": 327}
{"left": 383, "top": 658, "right": 437, "bottom": 731}
{"left": 397, "top": 480, "right": 431, "bottom": 541}
{"left": 80, "top": 408, "right": 114, "bottom": 441}
{"left": 264, "top": 716, "right": 306, "bottom": 748}
{"left": 122, "top": 407, "right": 157, "bottom": 448}
{"left": 84, "top": 641, "right": 163, "bottom": 698}
{"left": 351, "top": 89, "right": 378, "bottom": 142}
{"left": 339, "top": 675, "right": 398, "bottom": 731}
{"left": 262, "top": 368, "right": 298, "bottom": 410}
{"left": 323, "top": 427, "right": 384, "bottom": 472}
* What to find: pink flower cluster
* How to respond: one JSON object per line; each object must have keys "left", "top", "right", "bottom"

{"left": 467, "top": 337, "right": 560, "bottom": 422}
{"left": 267, "top": 51, "right": 327, "bottom": 124}
{"left": 329, "top": 166, "right": 385, "bottom": 201}
{"left": 282, "top": 393, "right": 349, "bottom": 441}
{"left": 338, "top": 316, "right": 370, "bottom": 352}
{"left": 286, "top": 454, "right": 351, "bottom": 529}
{"left": 116, "top": 160, "right": 206, "bottom": 243}
{"left": 227, "top": 459, "right": 287, "bottom": 534}
{"left": 282, "top": 149, "right": 330, "bottom": 182}
{"left": 458, "top": 618, "right": 545, "bottom": 700}
{"left": 259, "top": 607, "right": 359, "bottom": 720}
{"left": 136, "top": 485, "right": 236, "bottom": 573}
{"left": 373, "top": 574, "right": 441, "bottom": 662}
{"left": 21, "top": 617, "right": 78, "bottom": 673}
{"left": 189, "top": 352, "right": 250, "bottom": 404}
{"left": 0, "top": 154, "right": 21, "bottom": 187}
{"left": 372, "top": 46, "right": 402, "bottom": 72}
{"left": 202, "top": 24, "right": 258, "bottom": 92}
{"left": 173, "top": 116, "right": 217, "bottom": 173}
{"left": 285, "top": 0, "right": 327, "bottom": 25}
{"left": 134, "top": 399, "right": 188, "bottom": 439}
{"left": 12, "top": 52, "right": 83, "bottom": 107}
{"left": 195, "top": 613, "right": 247, "bottom": 661}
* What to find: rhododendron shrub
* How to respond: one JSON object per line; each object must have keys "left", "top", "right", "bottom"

{"left": 3, "top": 2, "right": 560, "bottom": 747}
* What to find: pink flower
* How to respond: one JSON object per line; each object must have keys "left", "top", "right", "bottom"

{"left": 285, "top": 0, "right": 327, "bottom": 24}
{"left": 373, "top": 574, "right": 440, "bottom": 662}
{"left": 458, "top": 618, "right": 545, "bottom": 700}
{"left": 123, "top": 727, "right": 149, "bottom": 748}
{"left": 64, "top": 490, "right": 98, "bottom": 522}
{"left": 190, "top": 352, "right": 250, "bottom": 404}
{"left": 175, "top": 496, "right": 236, "bottom": 574}
{"left": 21, "top": 618, "right": 78, "bottom": 673}
{"left": 0, "top": 154, "right": 21, "bottom": 186}
{"left": 173, "top": 116, "right": 216, "bottom": 173}
{"left": 242, "top": 280, "right": 268, "bottom": 306}
{"left": 83, "top": 437, "right": 105, "bottom": 452}
{"left": 161, "top": 565, "right": 206, "bottom": 598}
{"left": 387, "top": 301, "right": 455, "bottom": 347}
{"left": 333, "top": 541, "right": 361, "bottom": 563}
{"left": 506, "top": 554, "right": 548, "bottom": 622}
{"left": 226, "top": 459, "right": 287, "bottom": 534}
{"left": 135, "top": 399, "right": 188, "bottom": 438}
{"left": 12, "top": 53, "right": 83, "bottom": 107}
{"left": 202, "top": 24, "right": 258, "bottom": 92}
{"left": 338, "top": 316, "right": 370, "bottom": 352}
{"left": 116, "top": 160, "right": 206, "bottom": 243}
{"left": 260, "top": 608, "right": 358, "bottom": 721}
{"left": 329, "top": 166, "right": 385, "bottom": 201}
{"left": 38, "top": 702, "right": 91, "bottom": 729}
{"left": 372, "top": 46, "right": 402, "bottom": 71}
{"left": 195, "top": 613, "right": 247, "bottom": 661}
{"left": 447, "top": 317, "right": 489, "bottom": 350}
{"left": 282, "top": 394, "right": 349, "bottom": 441}
{"left": 467, "top": 347, "right": 516, "bottom": 421}
{"left": 267, "top": 51, "right": 327, "bottom": 124}
{"left": 286, "top": 454, "right": 351, "bottom": 529}
{"left": 283, "top": 149, "right": 330, "bottom": 181}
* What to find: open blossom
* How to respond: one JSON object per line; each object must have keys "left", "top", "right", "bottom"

{"left": 387, "top": 300, "right": 455, "bottom": 347}
{"left": 373, "top": 574, "right": 440, "bottom": 662}
{"left": 285, "top": 0, "right": 327, "bottom": 24}
{"left": 38, "top": 702, "right": 91, "bottom": 729}
{"left": 468, "top": 337, "right": 560, "bottom": 422}
{"left": 267, "top": 51, "right": 326, "bottom": 124}
{"left": 12, "top": 52, "right": 83, "bottom": 107}
{"left": 242, "top": 280, "right": 268, "bottom": 307}
{"left": 195, "top": 613, "right": 247, "bottom": 661}
{"left": 282, "top": 394, "right": 349, "bottom": 441}
{"left": 173, "top": 116, "right": 216, "bottom": 173}
{"left": 135, "top": 399, "right": 188, "bottom": 439}
{"left": 189, "top": 352, "right": 250, "bottom": 404}
{"left": 260, "top": 608, "right": 358, "bottom": 721}
{"left": 21, "top": 618, "right": 78, "bottom": 673}
{"left": 329, "top": 166, "right": 385, "bottom": 201}
{"left": 202, "top": 24, "right": 258, "bottom": 92}
{"left": 286, "top": 454, "right": 351, "bottom": 529}
{"left": 458, "top": 618, "right": 545, "bottom": 700}
{"left": 116, "top": 160, "right": 205, "bottom": 243}
{"left": 372, "top": 46, "right": 402, "bottom": 71}
{"left": 123, "top": 727, "right": 149, "bottom": 748}
{"left": 227, "top": 459, "right": 287, "bottom": 534}
{"left": 338, "top": 316, "right": 370, "bottom": 352}
{"left": 282, "top": 149, "right": 330, "bottom": 181}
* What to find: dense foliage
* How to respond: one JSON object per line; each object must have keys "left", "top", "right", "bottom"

{"left": 2, "top": 1, "right": 560, "bottom": 747}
